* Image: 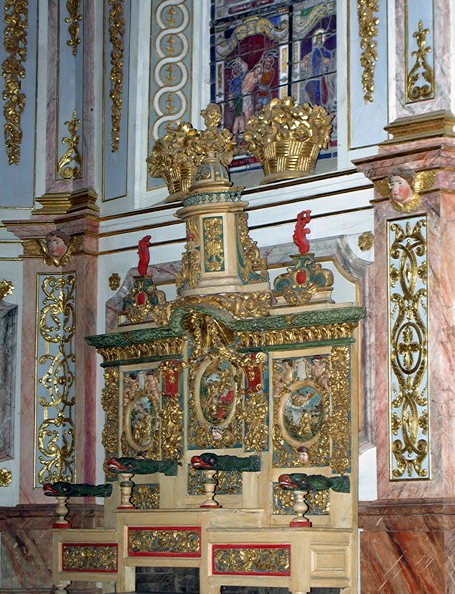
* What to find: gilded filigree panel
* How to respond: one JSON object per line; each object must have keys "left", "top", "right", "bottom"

{"left": 388, "top": 216, "right": 429, "bottom": 479}
{"left": 62, "top": 544, "right": 118, "bottom": 572}
{"left": 131, "top": 484, "right": 159, "bottom": 509}
{"left": 272, "top": 482, "right": 330, "bottom": 515}
{"left": 271, "top": 347, "right": 350, "bottom": 474}
{"left": 187, "top": 464, "right": 242, "bottom": 495}
{"left": 212, "top": 545, "right": 290, "bottom": 575}
{"left": 35, "top": 274, "right": 76, "bottom": 485}
{"left": 203, "top": 217, "right": 225, "bottom": 272}
{"left": 102, "top": 367, "right": 119, "bottom": 478}
{"left": 128, "top": 527, "right": 201, "bottom": 557}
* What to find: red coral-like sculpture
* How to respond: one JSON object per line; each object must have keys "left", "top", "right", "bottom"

{"left": 293, "top": 210, "right": 311, "bottom": 254}
{"left": 137, "top": 235, "right": 152, "bottom": 276}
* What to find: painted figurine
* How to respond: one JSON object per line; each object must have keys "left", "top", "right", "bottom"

{"left": 137, "top": 235, "right": 152, "bottom": 276}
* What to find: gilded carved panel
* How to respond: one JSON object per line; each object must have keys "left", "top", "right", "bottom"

{"left": 35, "top": 273, "right": 76, "bottom": 485}
{"left": 388, "top": 216, "right": 429, "bottom": 479}
{"left": 271, "top": 347, "right": 350, "bottom": 474}
{"left": 62, "top": 544, "right": 118, "bottom": 572}
{"left": 128, "top": 527, "right": 201, "bottom": 557}
{"left": 212, "top": 545, "right": 290, "bottom": 575}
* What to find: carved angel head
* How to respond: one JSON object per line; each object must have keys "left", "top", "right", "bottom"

{"left": 46, "top": 230, "right": 70, "bottom": 259}
{"left": 375, "top": 167, "right": 437, "bottom": 213}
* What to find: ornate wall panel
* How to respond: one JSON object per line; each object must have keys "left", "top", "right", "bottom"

{"left": 55, "top": 0, "right": 84, "bottom": 182}
{"left": 35, "top": 273, "right": 76, "bottom": 485}
{"left": 147, "top": 0, "right": 192, "bottom": 191}
{"left": 128, "top": 527, "right": 201, "bottom": 557}
{"left": 62, "top": 543, "right": 118, "bottom": 572}
{"left": 212, "top": 545, "right": 290, "bottom": 575}
{"left": 405, "top": 2, "right": 434, "bottom": 103}
{"left": 349, "top": 0, "right": 387, "bottom": 149}
{"left": 0, "top": 0, "right": 37, "bottom": 207}
{"left": 388, "top": 216, "right": 429, "bottom": 480}
{"left": 103, "top": 0, "right": 130, "bottom": 201}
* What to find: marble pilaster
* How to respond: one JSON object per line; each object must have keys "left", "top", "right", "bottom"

{"left": 3, "top": 210, "right": 99, "bottom": 504}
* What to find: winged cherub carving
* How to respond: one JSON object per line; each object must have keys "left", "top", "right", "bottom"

{"left": 374, "top": 166, "right": 437, "bottom": 213}
{"left": 23, "top": 230, "right": 83, "bottom": 266}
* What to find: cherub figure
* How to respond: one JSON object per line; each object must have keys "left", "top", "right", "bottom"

{"left": 23, "top": 230, "right": 82, "bottom": 267}
{"left": 375, "top": 166, "right": 437, "bottom": 213}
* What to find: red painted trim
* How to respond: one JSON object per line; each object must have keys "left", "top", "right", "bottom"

{"left": 212, "top": 544, "right": 291, "bottom": 576}
{"left": 61, "top": 542, "right": 118, "bottom": 573}
{"left": 127, "top": 526, "right": 202, "bottom": 557}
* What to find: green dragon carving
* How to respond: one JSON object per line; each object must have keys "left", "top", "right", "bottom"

{"left": 278, "top": 473, "right": 350, "bottom": 493}
{"left": 43, "top": 482, "right": 113, "bottom": 498}
{"left": 107, "top": 457, "right": 178, "bottom": 476}
{"left": 191, "top": 452, "right": 261, "bottom": 472}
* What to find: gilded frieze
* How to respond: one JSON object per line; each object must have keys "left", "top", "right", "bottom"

{"left": 212, "top": 545, "right": 290, "bottom": 575}
{"left": 64, "top": 0, "right": 82, "bottom": 56}
{"left": 357, "top": 0, "right": 379, "bottom": 103}
{"left": 57, "top": 111, "right": 83, "bottom": 180}
{"left": 97, "top": 337, "right": 184, "bottom": 365}
{"left": 108, "top": 0, "right": 125, "bottom": 151}
{"left": 388, "top": 217, "right": 429, "bottom": 479}
{"left": 406, "top": 21, "right": 435, "bottom": 103}
{"left": 62, "top": 544, "right": 118, "bottom": 572}
{"left": 131, "top": 484, "right": 159, "bottom": 509}
{"left": 2, "top": 0, "right": 28, "bottom": 165}
{"left": 272, "top": 482, "right": 330, "bottom": 515}
{"left": 101, "top": 368, "right": 119, "bottom": 477}
{"left": 36, "top": 274, "right": 76, "bottom": 484}
{"left": 187, "top": 464, "right": 242, "bottom": 495}
{"left": 128, "top": 527, "right": 201, "bottom": 557}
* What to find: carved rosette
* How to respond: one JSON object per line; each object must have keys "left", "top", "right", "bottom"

{"left": 244, "top": 97, "right": 333, "bottom": 184}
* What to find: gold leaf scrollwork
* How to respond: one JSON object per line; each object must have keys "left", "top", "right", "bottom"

{"left": 406, "top": 21, "right": 435, "bottom": 103}
{"left": 389, "top": 217, "right": 429, "bottom": 479}
{"left": 2, "top": 0, "right": 28, "bottom": 165}
{"left": 0, "top": 279, "right": 14, "bottom": 300}
{"left": 243, "top": 352, "right": 268, "bottom": 452}
{"left": 131, "top": 484, "right": 159, "bottom": 509}
{"left": 102, "top": 368, "right": 120, "bottom": 477}
{"left": 128, "top": 528, "right": 201, "bottom": 556}
{"left": 64, "top": 0, "right": 82, "bottom": 56}
{"left": 37, "top": 275, "right": 76, "bottom": 484}
{"left": 0, "top": 468, "right": 12, "bottom": 486}
{"left": 357, "top": 0, "right": 379, "bottom": 103}
{"left": 213, "top": 546, "right": 290, "bottom": 575}
{"left": 203, "top": 217, "right": 224, "bottom": 272}
{"left": 57, "top": 111, "right": 83, "bottom": 180}
{"left": 108, "top": 0, "right": 124, "bottom": 151}
{"left": 62, "top": 544, "right": 117, "bottom": 572}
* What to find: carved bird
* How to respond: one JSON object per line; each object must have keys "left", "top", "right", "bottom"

{"left": 278, "top": 472, "right": 350, "bottom": 493}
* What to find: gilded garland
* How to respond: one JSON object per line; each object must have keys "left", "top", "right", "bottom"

{"left": 108, "top": 0, "right": 125, "bottom": 151}
{"left": 64, "top": 0, "right": 82, "bottom": 56}
{"left": 357, "top": 0, "right": 379, "bottom": 103}
{"left": 57, "top": 111, "right": 83, "bottom": 180}
{"left": 2, "top": 0, "right": 28, "bottom": 165}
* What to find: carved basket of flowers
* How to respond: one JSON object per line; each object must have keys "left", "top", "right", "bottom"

{"left": 147, "top": 121, "right": 205, "bottom": 203}
{"left": 244, "top": 97, "right": 333, "bottom": 185}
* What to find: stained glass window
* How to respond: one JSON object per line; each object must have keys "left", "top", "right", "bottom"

{"left": 210, "top": 0, "right": 336, "bottom": 171}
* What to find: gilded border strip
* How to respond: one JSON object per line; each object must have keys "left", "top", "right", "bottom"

{"left": 357, "top": 0, "right": 379, "bottom": 103}
{"left": 108, "top": 0, "right": 124, "bottom": 151}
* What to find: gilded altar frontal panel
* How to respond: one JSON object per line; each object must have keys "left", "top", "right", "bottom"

{"left": 271, "top": 346, "right": 351, "bottom": 474}
{"left": 387, "top": 216, "right": 430, "bottom": 480}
